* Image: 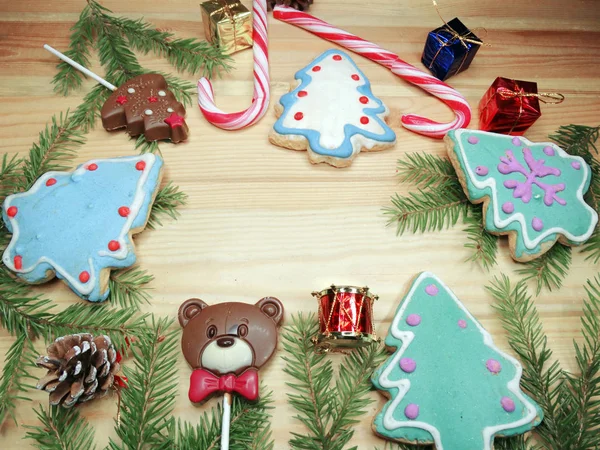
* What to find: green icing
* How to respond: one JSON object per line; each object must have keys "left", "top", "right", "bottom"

{"left": 447, "top": 129, "right": 597, "bottom": 258}
{"left": 372, "top": 273, "right": 542, "bottom": 450}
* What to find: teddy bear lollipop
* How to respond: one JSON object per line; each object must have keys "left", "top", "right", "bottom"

{"left": 178, "top": 297, "right": 284, "bottom": 450}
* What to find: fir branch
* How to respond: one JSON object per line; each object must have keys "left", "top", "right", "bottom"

{"left": 70, "top": 84, "right": 111, "bottom": 132}
{"left": 50, "top": 3, "right": 96, "bottom": 96}
{"left": 384, "top": 187, "right": 471, "bottom": 235}
{"left": 159, "top": 72, "right": 196, "bottom": 107}
{"left": 549, "top": 124, "right": 599, "bottom": 165}
{"left": 517, "top": 244, "right": 572, "bottom": 295}
{"left": 109, "top": 266, "right": 154, "bottom": 310}
{"left": 24, "top": 405, "right": 97, "bottom": 450}
{"left": 463, "top": 208, "right": 498, "bottom": 270}
{"left": 486, "top": 275, "right": 573, "bottom": 449}
{"left": 147, "top": 182, "right": 188, "bottom": 230}
{"left": 134, "top": 135, "right": 160, "bottom": 155}
{"left": 0, "top": 334, "right": 37, "bottom": 425}
{"left": 109, "top": 316, "right": 178, "bottom": 450}
{"left": 0, "top": 152, "right": 23, "bottom": 201}
{"left": 494, "top": 436, "right": 532, "bottom": 450}
{"left": 394, "top": 153, "right": 460, "bottom": 190}
{"left": 19, "top": 112, "right": 86, "bottom": 191}
{"left": 582, "top": 229, "right": 600, "bottom": 264}
{"left": 96, "top": 22, "right": 143, "bottom": 87}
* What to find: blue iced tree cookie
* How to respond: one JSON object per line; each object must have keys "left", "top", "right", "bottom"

{"left": 372, "top": 272, "right": 543, "bottom": 450}
{"left": 269, "top": 49, "right": 396, "bottom": 168}
{"left": 446, "top": 129, "right": 598, "bottom": 261}
{"left": 2, "top": 154, "right": 163, "bottom": 302}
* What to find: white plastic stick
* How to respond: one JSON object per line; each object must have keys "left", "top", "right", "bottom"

{"left": 43, "top": 44, "right": 117, "bottom": 91}
{"left": 221, "top": 393, "right": 232, "bottom": 450}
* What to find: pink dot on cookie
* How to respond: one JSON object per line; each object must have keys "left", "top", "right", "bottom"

{"left": 312, "top": 66, "right": 321, "bottom": 72}
{"left": 333, "top": 54, "right": 342, "bottom": 61}
{"left": 46, "top": 178, "right": 57, "bottom": 187}
{"left": 108, "top": 240, "right": 120, "bottom": 251}
{"left": 399, "top": 358, "right": 416, "bottom": 373}
{"left": 118, "top": 206, "right": 130, "bottom": 217}
{"left": 458, "top": 319, "right": 467, "bottom": 329}
{"left": 486, "top": 359, "right": 502, "bottom": 374}
{"left": 425, "top": 284, "right": 438, "bottom": 296}
{"left": 532, "top": 217, "right": 544, "bottom": 231}
{"left": 502, "top": 202, "right": 515, "bottom": 214}
{"left": 475, "top": 166, "right": 489, "bottom": 176}
{"left": 501, "top": 396, "right": 516, "bottom": 412}
{"left": 294, "top": 112, "right": 304, "bottom": 121}
{"left": 14, "top": 255, "right": 22, "bottom": 270}
{"left": 7, "top": 206, "right": 17, "bottom": 218}
{"left": 572, "top": 161, "right": 581, "bottom": 170}
{"left": 512, "top": 137, "right": 522, "bottom": 146}
{"left": 406, "top": 314, "right": 421, "bottom": 326}
{"left": 467, "top": 136, "right": 479, "bottom": 145}
{"left": 404, "top": 404, "right": 419, "bottom": 420}
{"left": 543, "top": 146, "right": 555, "bottom": 156}
{"left": 297, "top": 90, "right": 308, "bottom": 97}
{"left": 79, "top": 271, "right": 90, "bottom": 283}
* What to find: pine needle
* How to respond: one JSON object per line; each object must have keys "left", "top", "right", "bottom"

{"left": 147, "top": 182, "right": 188, "bottom": 230}
{"left": 549, "top": 124, "right": 599, "bottom": 164}
{"left": 395, "top": 152, "right": 460, "bottom": 190}
{"left": 70, "top": 84, "right": 111, "bottom": 132}
{"left": 134, "top": 135, "right": 160, "bottom": 155}
{"left": 109, "top": 266, "right": 154, "bottom": 310}
{"left": 463, "top": 207, "right": 498, "bottom": 270}
{"left": 24, "top": 405, "right": 97, "bottom": 450}
{"left": 517, "top": 244, "right": 572, "bottom": 295}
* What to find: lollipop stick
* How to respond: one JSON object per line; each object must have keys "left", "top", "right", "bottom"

{"left": 221, "top": 393, "right": 232, "bottom": 450}
{"left": 43, "top": 44, "right": 117, "bottom": 91}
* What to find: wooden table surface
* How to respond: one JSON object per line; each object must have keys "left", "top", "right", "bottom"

{"left": 0, "top": 0, "right": 599, "bottom": 448}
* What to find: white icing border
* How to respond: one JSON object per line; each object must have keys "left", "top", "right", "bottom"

{"left": 376, "top": 272, "right": 539, "bottom": 450}
{"left": 2, "top": 154, "right": 157, "bottom": 296}
{"left": 455, "top": 129, "right": 598, "bottom": 250}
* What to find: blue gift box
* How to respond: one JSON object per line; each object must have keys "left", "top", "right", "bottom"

{"left": 421, "top": 17, "right": 482, "bottom": 81}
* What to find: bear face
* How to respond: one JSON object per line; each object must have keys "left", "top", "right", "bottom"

{"left": 178, "top": 297, "right": 284, "bottom": 376}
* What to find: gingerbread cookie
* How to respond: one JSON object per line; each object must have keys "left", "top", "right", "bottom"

{"left": 446, "top": 129, "right": 598, "bottom": 262}
{"left": 178, "top": 297, "right": 284, "bottom": 403}
{"left": 270, "top": 49, "right": 396, "bottom": 168}
{"left": 101, "top": 74, "right": 189, "bottom": 143}
{"left": 2, "top": 154, "right": 163, "bottom": 302}
{"left": 372, "top": 272, "right": 543, "bottom": 449}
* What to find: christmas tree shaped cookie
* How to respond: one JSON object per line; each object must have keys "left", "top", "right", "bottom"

{"left": 446, "top": 129, "right": 598, "bottom": 262}
{"left": 270, "top": 49, "right": 396, "bottom": 168}
{"left": 2, "top": 154, "right": 163, "bottom": 302}
{"left": 372, "top": 272, "right": 543, "bottom": 449}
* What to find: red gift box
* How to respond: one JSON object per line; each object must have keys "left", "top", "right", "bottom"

{"left": 478, "top": 77, "right": 564, "bottom": 135}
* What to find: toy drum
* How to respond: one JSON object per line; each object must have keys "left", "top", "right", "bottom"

{"left": 312, "top": 285, "right": 378, "bottom": 351}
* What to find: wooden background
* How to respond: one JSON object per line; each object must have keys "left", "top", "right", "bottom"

{"left": 0, "top": 0, "right": 599, "bottom": 448}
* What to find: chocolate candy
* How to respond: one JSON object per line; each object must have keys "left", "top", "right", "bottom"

{"left": 101, "top": 74, "right": 189, "bottom": 143}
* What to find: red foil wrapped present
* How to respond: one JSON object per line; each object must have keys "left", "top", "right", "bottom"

{"left": 479, "top": 77, "right": 564, "bottom": 135}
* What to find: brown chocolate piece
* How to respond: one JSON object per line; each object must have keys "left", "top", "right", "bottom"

{"left": 178, "top": 297, "right": 284, "bottom": 376}
{"left": 101, "top": 74, "right": 189, "bottom": 143}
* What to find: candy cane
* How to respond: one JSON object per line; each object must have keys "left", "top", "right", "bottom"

{"left": 197, "top": 0, "right": 270, "bottom": 130}
{"left": 273, "top": 6, "right": 471, "bottom": 139}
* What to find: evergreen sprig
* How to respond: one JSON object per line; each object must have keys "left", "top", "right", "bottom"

{"left": 24, "top": 405, "right": 98, "bottom": 450}
{"left": 148, "top": 182, "right": 188, "bottom": 230}
{"left": 109, "top": 266, "right": 154, "bottom": 310}
{"left": 487, "top": 274, "right": 600, "bottom": 449}
{"left": 463, "top": 208, "right": 498, "bottom": 270}
{"left": 517, "top": 244, "right": 572, "bottom": 295}
{"left": 395, "top": 152, "right": 461, "bottom": 190}
{"left": 282, "top": 313, "right": 386, "bottom": 450}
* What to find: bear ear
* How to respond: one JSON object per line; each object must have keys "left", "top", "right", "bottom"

{"left": 255, "top": 297, "right": 284, "bottom": 325}
{"left": 178, "top": 298, "right": 209, "bottom": 328}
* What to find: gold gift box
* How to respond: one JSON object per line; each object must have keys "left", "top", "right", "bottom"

{"left": 200, "top": 0, "right": 253, "bottom": 55}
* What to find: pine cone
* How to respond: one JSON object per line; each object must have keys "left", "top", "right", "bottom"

{"left": 267, "top": 0, "right": 313, "bottom": 11}
{"left": 36, "top": 334, "right": 120, "bottom": 408}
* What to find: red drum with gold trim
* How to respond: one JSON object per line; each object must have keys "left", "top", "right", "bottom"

{"left": 312, "top": 285, "right": 378, "bottom": 351}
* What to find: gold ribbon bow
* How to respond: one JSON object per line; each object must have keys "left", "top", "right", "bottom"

{"left": 218, "top": 0, "right": 239, "bottom": 52}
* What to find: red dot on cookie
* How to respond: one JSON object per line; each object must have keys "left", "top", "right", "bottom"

{"left": 294, "top": 112, "right": 304, "bottom": 121}
{"left": 333, "top": 55, "right": 342, "bottom": 61}
{"left": 87, "top": 163, "right": 98, "bottom": 171}
{"left": 148, "top": 96, "right": 158, "bottom": 103}
{"left": 118, "top": 206, "right": 130, "bottom": 217}
{"left": 312, "top": 66, "right": 321, "bottom": 72}
{"left": 79, "top": 271, "right": 90, "bottom": 283}
{"left": 351, "top": 74, "right": 360, "bottom": 81}
{"left": 7, "top": 206, "right": 17, "bottom": 218}
{"left": 136, "top": 161, "right": 146, "bottom": 171}
{"left": 297, "top": 90, "right": 308, "bottom": 97}
{"left": 14, "top": 255, "right": 22, "bottom": 270}
{"left": 108, "top": 240, "right": 120, "bottom": 251}
{"left": 359, "top": 96, "right": 369, "bottom": 104}
{"left": 46, "top": 178, "right": 57, "bottom": 187}
{"left": 116, "top": 95, "right": 128, "bottom": 105}
{"left": 360, "top": 116, "right": 370, "bottom": 124}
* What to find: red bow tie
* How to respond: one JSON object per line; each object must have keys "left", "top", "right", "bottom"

{"left": 188, "top": 368, "right": 259, "bottom": 403}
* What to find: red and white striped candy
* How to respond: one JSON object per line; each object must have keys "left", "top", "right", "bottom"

{"left": 273, "top": 6, "right": 472, "bottom": 139}
{"left": 197, "top": 0, "right": 270, "bottom": 130}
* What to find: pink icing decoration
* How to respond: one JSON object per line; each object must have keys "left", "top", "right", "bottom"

{"left": 498, "top": 148, "right": 566, "bottom": 206}
{"left": 512, "top": 137, "right": 522, "bottom": 146}
{"left": 406, "top": 314, "right": 421, "bottom": 326}
{"left": 399, "top": 358, "right": 416, "bottom": 373}
{"left": 458, "top": 319, "right": 467, "bottom": 329}
{"left": 501, "top": 396, "right": 516, "bottom": 412}
{"left": 532, "top": 217, "right": 544, "bottom": 231}
{"left": 467, "top": 136, "right": 479, "bottom": 145}
{"left": 502, "top": 202, "right": 515, "bottom": 214}
{"left": 475, "top": 166, "right": 489, "bottom": 176}
{"left": 404, "top": 403, "right": 419, "bottom": 420}
{"left": 486, "top": 359, "right": 502, "bottom": 374}
{"left": 572, "top": 161, "right": 581, "bottom": 170}
{"left": 543, "top": 146, "right": 555, "bottom": 156}
{"left": 425, "top": 284, "right": 439, "bottom": 296}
